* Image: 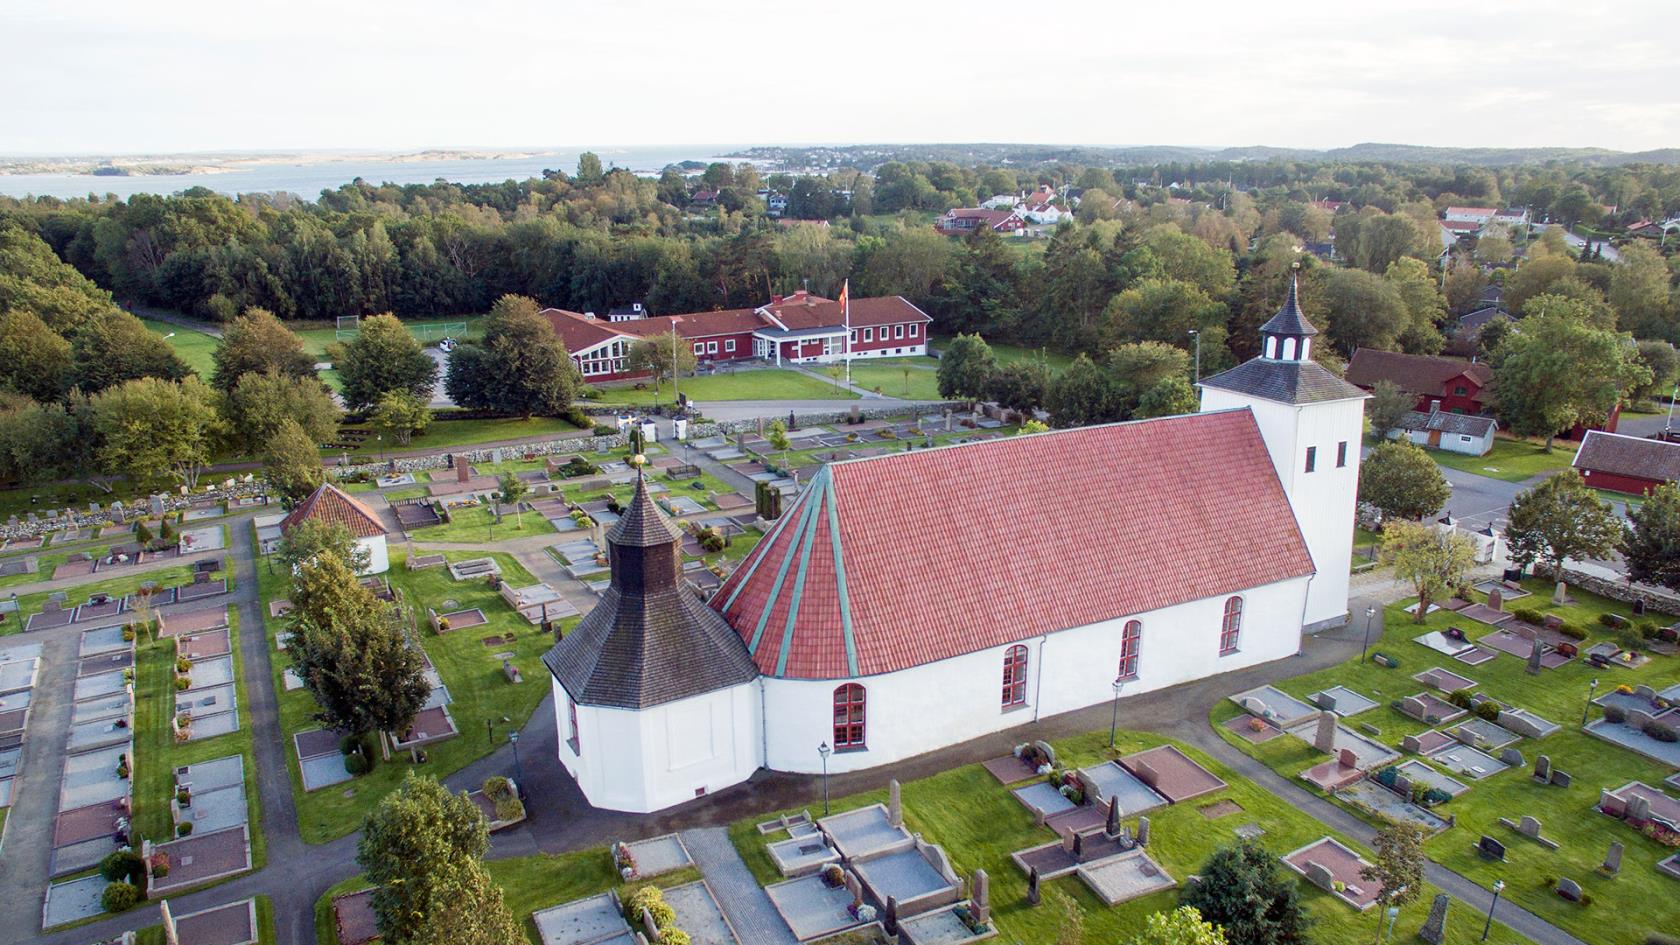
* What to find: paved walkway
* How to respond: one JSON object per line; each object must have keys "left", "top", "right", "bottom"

{"left": 681, "top": 827, "right": 798, "bottom": 945}
{"left": 0, "top": 632, "right": 77, "bottom": 891}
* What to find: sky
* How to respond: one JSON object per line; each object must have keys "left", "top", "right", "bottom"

{"left": 3, "top": 0, "right": 1677, "bottom": 155}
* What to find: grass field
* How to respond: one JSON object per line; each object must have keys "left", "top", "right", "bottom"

{"left": 324, "top": 416, "right": 581, "bottom": 459}
{"left": 140, "top": 318, "right": 219, "bottom": 378}
{"left": 406, "top": 504, "right": 556, "bottom": 544}
{"left": 1426, "top": 435, "right": 1578, "bottom": 483}
{"left": 260, "top": 548, "right": 572, "bottom": 843}
{"left": 845, "top": 358, "right": 941, "bottom": 400}
{"left": 589, "top": 370, "right": 857, "bottom": 406}
{"left": 1211, "top": 577, "right": 1680, "bottom": 945}
{"left": 730, "top": 730, "right": 1521, "bottom": 944}
{"left": 294, "top": 316, "right": 484, "bottom": 359}
{"left": 929, "top": 336, "right": 1076, "bottom": 372}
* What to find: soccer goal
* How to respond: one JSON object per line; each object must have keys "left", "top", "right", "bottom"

{"left": 335, "top": 314, "right": 361, "bottom": 340}
{"left": 412, "top": 321, "right": 468, "bottom": 343}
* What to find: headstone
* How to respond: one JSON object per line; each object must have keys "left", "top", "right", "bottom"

{"left": 1628, "top": 795, "right": 1653, "bottom": 822}
{"left": 457, "top": 463, "right": 470, "bottom": 483}
{"left": 1500, "top": 747, "right": 1525, "bottom": 768}
{"left": 640, "top": 907, "right": 660, "bottom": 941}
{"left": 1026, "top": 866, "right": 1041, "bottom": 905}
{"left": 1033, "top": 740, "right": 1057, "bottom": 768}
{"left": 1476, "top": 835, "right": 1505, "bottom": 861}
{"left": 1338, "top": 747, "right": 1358, "bottom": 770}
{"left": 491, "top": 448, "right": 504, "bottom": 464}
{"left": 1556, "top": 878, "right": 1582, "bottom": 902}
{"left": 1603, "top": 840, "right": 1624, "bottom": 875}
{"left": 1304, "top": 860, "right": 1336, "bottom": 892}
{"left": 845, "top": 871, "right": 863, "bottom": 908}
{"left": 888, "top": 778, "right": 902, "bottom": 828}
{"left": 1402, "top": 696, "right": 1428, "bottom": 721}
{"left": 1633, "top": 598, "right": 1647, "bottom": 616}
{"left": 1241, "top": 696, "right": 1267, "bottom": 716}
{"left": 1313, "top": 691, "right": 1338, "bottom": 711}
{"left": 1133, "top": 761, "right": 1160, "bottom": 789}
{"left": 1392, "top": 773, "right": 1414, "bottom": 799}
{"left": 972, "top": 869, "right": 990, "bottom": 926}
{"left": 1105, "top": 796, "right": 1120, "bottom": 837}
{"left": 1518, "top": 815, "right": 1542, "bottom": 838}
{"left": 1136, "top": 815, "right": 1150, "bottom": 847}
{"left": 1419, "top": 893, "right": 1450, "bottom": 945}
{"left": 1635, "top": 684, "right": 1658, "bottom": 701}
{"left": 1402, "top": 734, "right": 1423, "bottom": 753}
{"left": 159, "top": 900, "right": 179, "bottom": 945}
{"left": 1527, "top": 638, "right": 1544, "bottom": 675}
{"left": 1550, "top": 770, "right": 1572, "bottom": 788}
{"left": 1552, "top": 581, "right": 1569, "bottom": 605}
{"left": 1533, "top": 755, "right": 1551, "bottom": 782}
{"left": 149, "top": 495, "right": 167, "bottom": 518}
{"left": 1486, "top": 587, "right": 1503, "bottom": 611}
{"left": 884, "top": 896, "right": 900, "bottom": 934}
{"left": 1314, "top": 712, "right": 1337, "bottom": 753}
{"left": 1071, "top": 831, "right": 1084, "bottom": 860}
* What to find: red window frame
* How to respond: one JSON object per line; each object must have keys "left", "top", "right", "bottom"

{"left": 832, "top": 684, "right": 866, "bottom": 748}
{"left": 1001, "top": 644, "right": 1029, "bottom": 707}
{"left": 1118, "top": 620, "right": 1141, "bottom": 679}
{"left": 566, "top": 696, "right": 581, "bottom": 753}
{"left": 1219, "top": 597, "right": 1243, "bottom": 655}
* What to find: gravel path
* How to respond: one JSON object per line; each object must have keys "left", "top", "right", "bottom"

{"left": 681, "top": 827, "right": 798, "bottom": 945}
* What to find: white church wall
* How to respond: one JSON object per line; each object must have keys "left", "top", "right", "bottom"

{"left": 761, "top": 575, "right": 1309, "bottom": 775}
{"left": 357, "top": 535, "right": 390, "bottom": 575}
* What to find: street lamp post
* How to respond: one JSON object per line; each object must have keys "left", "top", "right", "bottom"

{"left": 1108, "top": 677, "right": 1126, "bottom": 750}
{"left": 509, "top": 730, "right": 524, "bottom": 794}
{"left": 817, "top": 742, "right": 832, "bottom": 815}
{"left": 1360, "top": 605, "right": 1378, "bottom": 663}
{"left": 1187, "top": 329, "right": 1201, "bottom": 383}
{"left": 1583, "top": 678, "right": 1599, "bottom": 726}
{"left": 1481, "top": 880, "right": 1504, "bottom": 942}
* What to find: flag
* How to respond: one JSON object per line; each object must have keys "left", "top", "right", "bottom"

{"left": 837, "top": 280, "right": 849, "bottom": 327}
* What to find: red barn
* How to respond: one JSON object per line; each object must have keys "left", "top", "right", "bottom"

{"left": 1345, "top": 349, "right": 1492, "bottom": 416}
{"left": 1572, "top": 431, "right": 1680, "bottom": 496}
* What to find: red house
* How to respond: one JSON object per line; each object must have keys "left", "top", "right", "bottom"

{"left": 1344, "top": 349, "right": 1493, "bottom": 416}
{"left": 934, "top": 208, "right": 1026, "bottom": 236}
{"left": 1573, "top": 431, "right": 1680, "bottom": 496}
{"left": 542, "top": 291, "right": 932, "bottom": 383}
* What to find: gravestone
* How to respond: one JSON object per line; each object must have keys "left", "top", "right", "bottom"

{"left": 1105, "top": 796, "right": 1120, "bottom": 837}
{"left": 457, "top": 463, "right": 470, "bottom": 483}
{"left": 1527, "top": 638, "right": 1544, "bottom": 675}
{"left": 1629, "top": 709, "right": 1657, "bottom": 731}
{"left": 1133, "top": 761, "right": 1160, "bottom": 789}
{"left": 1241, "top": 696, "right": 1267, "bottom": 716}
{"left": 1533, "top": 755, "right": 1551, "bottom": 783}
{"left": 1633, "top": 598, "right": 1647, "bottom": 616}
{"left": 1314, "top": 712, "right": 1338, "bottom": 752}
{"left": 1476, "top": 835, "right": 1505, "bottom": 861}
{"left": 1518, "top": 816, "right": 1542, "bottom": 839}
{"left": 1033, "top": 740, "right": 1057, "bottom": 768}
{"left": 888, "top": 778, "right": 902, "bottom": 827}
{"left": 1071, "top": 831, "right": 1084, "bottom": 860}
{"left": 491, "top": 448, "right": 504, "bottom": 464}
{"left": 1401, "top": 696, "right": 1429, "bottom": 721}
{"left": 1603, "top": 841, "right": 1624, "bottom": 875}
{"left": 640, "top": 907, "right": 660, "bottom": 941}
{"left": 1402, "top": 734, "right": 1424, "bottom": 753}
{"left": 1419, "top": 893, "right": 1450, "bottom": 945}
{"left": 1635, "top": 684, "right": 1658, "bottom": 701}
{"left": 159, "top": 900, "right": 179, "bottom": 945}
{"left": 972, "top": 869, "right": 990, "bottom": 926}
{"left": 845, "top": 871, "right": 863, "bottom": 908}
{"left": 884, "top": 896, "right": 900, "bottom": 935}
{"left": 1552, "top": 581, "right": 1570, "bottom": 605}
{"left": 1500, "top": 747, "right": 1525, "bottom": 768}
{"left": 1550, "top": 770, "right": 1572, "bottom": 788}
{"left": 1486, "top": 587, "right": 1504, "bottom": 611}
{"left": 1556, "top": 878, "right": 1582, "bottom": 902}
{"left": 1026, "top": 866, "right": 1041, "bottom": 906}
{"left": 1303, "top": 860, "right": 1336, "bottom": 892}
{"left": 1136, "top": 815, "right": 1150, "bottom": 847}
{"left": 1338, "top": 747, "right": 1358, "bottom": 770}
{"left": 1628, "top": 795, "right": 1653, "bottom": 822}
{"left": 149, "top": 495, "right": 167, "bottom": 518}
{"left": 1392, "top": 773, "right": 1414, "bottom": 799}
{"left": 1314, "top": 691, "right": 1338, "bottom": 712}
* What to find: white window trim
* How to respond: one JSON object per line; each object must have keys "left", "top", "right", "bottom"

{"left": 725, "top": 339, "right": 736, "bottom": 352}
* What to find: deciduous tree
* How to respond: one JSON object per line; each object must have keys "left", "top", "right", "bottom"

{"left": 275, "top": 519, "right": 370, "bottom": 574}
{"left": 369, "top": 390, "right": 431, "bottom": 447}
{"left": 90, "top": 376, "right": 220, "bottom": 488}
{"left": 935, "top": 333, "right": 997, "bottom": 400}
{"left": 1492, "top": 314, "right": 1649, "bottom": 449}
{"left": 263, "top": 419, "right": 324, "bottom": 510}
{"left": 1624, "top": 482, "right": 1680, "bottom": 592}
{"left": 226, "top": 370, "right": 339, "bottom": 453}
{"left": 1045, "top": 354, "right": 1116, "bottom": 427}
{"left": 624, "top": 330, "right": 696, "bottom": 397}
{"left": 334, "top": 313, "right": 437, "bottom": 413}
{"left": 71, "top": 310, "right": 189, "bottom": 393}
{"left": 1365, "top": 380, "right": 1415, "bottom": 440}
{"left": 446, "top": 295, "right": 579, "bottom": 418}
{"left": 1383, "top": 521, "right": 1477, "bottom": 622}
{"left": 1361, "top": 823, "right": 1425, "bottom": 943}
{"left": 1359, "top": 441, "right": 1450, "bottom": 523}
{"left": 0, "top": 308, "right": 73, "bottom": 402}
{"left": 1130, "top": 906, "right": 1227, "bottom": 945}
{"left": 1179, "top": 839, "right": 1308, "bottom": 945}
{"left": 210, "top": 307, "right": 315, "bottom": 392}
{"left": 986, "top": 360, "right": 1049, "bottom": 421}
{"left": 1505, "top": 470, "right": 1624, "bottom": 598}
{"left": 496, "top": 471, "right": 529, "bottom": 528}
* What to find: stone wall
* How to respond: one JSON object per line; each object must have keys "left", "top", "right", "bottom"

{"left": 1535, "top": 562, "right": 1680, "bottom": 617}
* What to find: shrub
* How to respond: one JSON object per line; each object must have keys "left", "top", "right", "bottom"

{"left": 1645, "top": 721, "right": 1679, "bottom": 743}
{"left": 1605, "top": 705, "right": 1628, "bottom": 724}
{"left": 1474, "top": 701, "right": 1502, "bottom": 722}
{"left": 593, "top": 424, "right": 617, "bottom": 437}
{"left": 698, "top": 528, "right": 728, "bottom": 553}
{"left": 661, "top": 930, "right": 691, "bottom": 945}
{"left": 1511, "top": 607, "right": 1545, "bottom": 625}
{"left": 1557, "top": 622, "right": 1588, "bottom": 641}
{"left": 176, "top": 788, "right": 190, "bottom": 806}
{"left": 100, "top": 850, "right": 144, "bottom": 884}
{"left": 1599, "top": 613, "right": 1621, "bottom": 628}
{"left": 1448, "top": 690, "right": 1473, "bottom": 710}
{"left": 174, "top": 676, "right": 190, "bottom": 690}
{"left": 176, "top": 821, "right": 193, "bottom": 836}
{"left": 1637, "top": 620, "right": 1661, "bottom": 641}
{"left": 436, "top": 616, "right": 451, "bottom": 632}
{"left": 563, "top": 407, "right": 591, "bottom": 428}
{"left": 175, "top": 656, "right": 191, "bottom": 673}
{"left": 625, "top": 886, "right": 675, "bottom": 928}
{"left": 344, "top": 752, "right": 372, "bottom": 776}
{"left": 101, "top": 882, "right": 141, "bottom": 913}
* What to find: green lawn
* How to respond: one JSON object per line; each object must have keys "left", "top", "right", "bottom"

{"left": 294, "top": 316, "right": 484, "bottom": 360}
{"left": 845, "top": 358, "right": 941, "bottom": 400}
{"left": 588, "top": 370, "right": 858, "bottom": 406}
{"left": 407, "top": 505, "right": 556, "bottom": 544}
{"left": 260, "top": 548, "right": 572, "bottom": 843}
{"left": 140, "top": 318, "right": 219, "bottom": 378}
{"left": 5, "top": 562, "right": 200, "bottom": 636}
{"left": 730, "top": 730, "right": 1522, "bottom": 944}
{"left": 1212, "top": 577, "right": 1680, "bottom": 945}
{"left": 930, "top": 337, "right": 1075, "bottom": 372}
{"left": 1426, "top": 436, "right": 1578, "bottom": 483}
{"left": 323, "top": 416, "right": 582, "bottom": 459}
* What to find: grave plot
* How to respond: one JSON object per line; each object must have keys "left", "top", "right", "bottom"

{"left": 432, "top": 607, "right": 488, "bottom": 633}
{"left": 174, "top": 755, "right": 247, "bottom": 836}
{"left": 1228, "top": 685, "right": 1317, "bottom": 726}
{"left": 767, "top": 833, "right": 841, "bottom": 877}
{"left": 181, "top": 654, "right": 235, "bottom": 689}
{"left": 67, "top": 712, "right": 131, "bottom": 753}
{"left": 1457, "top": 602, "right": 1512, "bottom": 626}
{"left": 664, "top": 881, "right": 740, "bottom": 945}
{"left": 169, "top": 898, "right": 259, "bottom": 945}
{"left": 1281, "top": 837, "right": 1380, "bottom": 911}
{"left": 1413, "top": 666, "right": 1476, "bottom": 693}
{"left": 393, "top": 501, "right": 442, "bottom": 529}
{"left": 1584, "top": 641, "right": 1648, "bottom": 669}
{"left": 0, "top": 557, "right": 36, "bottom": 578}
{"left": 1076, "top": 849, "right": 1176, "bottom": 906}
{"left": 615, "top": 833, "right": 692, "bottom": 880}
{"left": 1301, "top": 749, "right": 1368, "bottom": 792}
{"left": 333, "top": 890, "right": 380, "bottom": 945}
{"left": 853, "top": 840, "right": 963, "bottom": 917}
{"left": 390, "top": 705, "right": 458, "bottom": 750}
{"left": 1453, "top": 646, "right": 1499, "bottom": 666}
{"left": 1447, "top": 717, "right": 1521, "bottom": 751}
{"left": 176, "top": 683, "right": 240, "bottom": 740}
{"left": 176, "top": 629, "right": 231, "bottom": 661}
{"left": 446, "top": 557, "right": 501, "bottom": 581}
{"left": 73, "top": 594, "right": 126, "bottom": 623}
{"left": 1077, "top": 762, "right": 1168, "bottom": 815}
{"left": 1284, "top": 720, "right": 1399, "bottom": 769}
{"left": 148, "top": 824, "right": 253, "bottom": 894}
{"left": 818, "top": 804, "right": 912, "bottom": 860}
{"left": 72, "top": 670, "right": 128, "bottom": 703}
{"left": 26, "top": 602, "right": 75, "bottom": 631}
{"left": 1223, "top": 713, "right": 1284, "bottom": 744}
{"left": 765, "top": 873, "right": 860, "bottom": 942}
{"left": 42, "top": 874, "right": 109, "bottom": 928}
{"left": 1598, "top": 780, "right": 1680, "bottom": 828}
{"left": 175, "top": 576, "right": 228, "bottom": 603}
{"left": 1012, "top": 780, "right": 1077, "bottom": 819}
{"left": 661, "top": 495, "right": 707, "bottom": 516}
{"left": 1401, "top": 730, "right": 1456, "bottom": 755}
{"left": 77, "top": 625, "right": 129, "bottom": 658}
{"left": 158, "top": 606, "right": 229, "bottom": 638}
{"left": 1427, "top": 743, "right": 1509, "bottom": 780}
{"left": 78, "top": 649, "right": 133, "bottom": 676}
{"left": 1308, "top": 685, "right": 1378, "bottom": 716}
{"left": 1396, "top": 692, "right": 1468, "bottom": 725}
{"left": 1474, "top": 579, "right": 1530, "bottom": 599}
{"left": 177, "top": 525, "right": 226, "bottom": 553}
{"left": 1585, "top": 714, "right": 1680, "bottom": 767}
{"left": 1119, "top": 745, "right": 1227, "bottom": 803}
{"left": 1392, "top": 760, "right": 1470, "bottom": 797}
{"left": 1337, "top": 781, "right": 1451, "bottom": 834}
{"left": 51, "top": 800, "right": 128, "bottom": 876}
{"left": 0, "top": 654, "right": 42, "bottom": 693}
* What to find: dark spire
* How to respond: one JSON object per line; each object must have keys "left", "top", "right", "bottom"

{"left": 1258, "top": 266, "right": 1319, "bottom": 339}
{"left": 608, "top": 462, "right": 682, "bottom": 548}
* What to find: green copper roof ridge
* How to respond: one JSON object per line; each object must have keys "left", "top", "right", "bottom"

{"left": 746, "top": 486, "right": 822, "bottom": 655}
{"left": 722, "top": 483, "right": 806, "bottom": 613}
{"left": 775, "top": 477, "right": 828, "bottom": 677}
{"left": 824, "top": 472, "right": 860, "bottom": 677}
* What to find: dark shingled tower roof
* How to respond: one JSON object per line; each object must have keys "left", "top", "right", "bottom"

{"left": 1258, "top": 274, "right": 1318, "bottom": 337}
{"left": 542, "top": 469, "right": 759, "bottom": 709}
{"left": 1199, "top": 269, "right": 1366, "bottom": 406}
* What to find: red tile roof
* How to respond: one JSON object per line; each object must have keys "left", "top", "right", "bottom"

{"left": 1345, "top": 349, "right": 1491, "bottom": 393}
{"left": 762, "top": 294, "right": 930, "bottom": 330}
{"left": 713, "top": 410, "right": 1315, "bottom": 679}
{"left": 1573, "top": 431, "right": 1680, "bottom": 482}
{"left": 615, "top": 308, "right": 764, "bottom": 339}
{"left": 280, "top": 483, "right": 387, "bottom": 539}
{"left": 540, "top": 308, "right": 623, "bottom": 354}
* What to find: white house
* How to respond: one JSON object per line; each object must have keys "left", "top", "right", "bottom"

{"left": 1388, "top": 408, "right": 1498, "bottom": 456}
{"left": 543, "top": 278, "right": 1366, "bottom": 812}
{"left": 278, "top": 483, "right": 389, "bottom": 575}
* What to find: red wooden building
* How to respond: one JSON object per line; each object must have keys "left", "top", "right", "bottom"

{"left": 1344, "top": 349, "right": 1493, "bottom": 416}
{"left": 1572, "top": 431, "right": 1680, "bottom": 496}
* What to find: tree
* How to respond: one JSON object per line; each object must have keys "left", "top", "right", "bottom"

{"left": 358, "top": 773, "right": 521, "bottom": 945}
{"left": 1045, "top": 354, "right": 1118, "bottom": 427}
{"left": 1360, "top": 823, "right": 1425, "bottom": 943}
{"left": 276, "top": 518, "right": 370, "bottom": 575}
{"left": 264, "top": 419, "right": 324, "bottom": 510}
{"left": 370, "top": 390, "right": 431, "bottom": 447}
{"left": 1384, "top": 258, "right": 1447, "bottom": 354}
{"left": 986, "top": 360, "right": 1049, "bottom": 421}
{"left": 1493, "top": 313, "right": 1650, "bottom": 449}
{"left": 90, "top": 376, "right": 220, "bottom": 488}
{"left": 1129, "top": 906, "right": 1227, "bottom": 945}
{"left": 1180, "top": 839, "right": 1308, "bottom": 945}
{"left": 1365, "top": 380, "right": 1415, "bottom": 440}
{"left": 936, "top": 333, "right": 997, "bottom": 400}
{"left": 1319, "top": 268, "right": 1407, "bottom": 356}
{"left": 0, "top": 308, "right": 73, "bottom": 402}
{"left": 446, "top": 295, "right": 578, "bottom": 419}
{"left": 1506, "top": 253, "right": 1576, "bottom": 315}
{"left": 767, "top": 418, "right": 791, "bottom": 467}
{"left": 288, "top": 551, "right": 428, "bottom": 737}
{"left": 1608, "top": 242, "right": 1675, "bottom": 339}
{"left": 1505, "top": 470, "right": 1624, "bottom": 597}
{"left": 1624, "top": 482, "right": 1680, "bottom": 591}
{"left": 1043, "top": 886, "right": 1084, "bottom": 945}
{"left": 334, "top": 313, "right": 437, "bottom": 414}
{"left": 1443, "top": 264, "right": 1489, "bottom": 316}
{"left": 1631, "top": 339, "right": 1679, "bottom": 405}
{"left": 1383, "top": 521, "right": 1477, "bottom": 623}
{"left": 575, "top": 152, "right": 604, "bottom": 185}
{"left": 624, "top": 331, "right": 697, "bottom": 397}
{"left": 210, "top": 307, "right": 315, "bottom": 392}
{"left": 1104, "top": 278, "right": 1226, "bottom": 352}
{"left": 71, "top": 310, "right": 189, "bottom": 393}
{"left": 1135, "top": 377, "right": 1198, "bottom": 418}
{"left": 225, "top": 370, "right": 339, "bottom": 453}
{"left": 1359, "top": 441, "right": 1450, "bottom": 523}
{"left": 496, "top": 471, "right": 529, "bottom": 528}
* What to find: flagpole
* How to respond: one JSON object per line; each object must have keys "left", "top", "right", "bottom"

{"left": 842, "top": 280, "right": 852, "bottom": 390}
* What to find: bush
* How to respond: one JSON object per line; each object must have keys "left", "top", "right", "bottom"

{"left": 624, "top": 886, "right": 675, "bottom": 929}
{"left": 1448, "top": 690, "right": 1473, "bottom": 710}
{"left": 1599, "top": 613, "right": 1620, "bottom": 628}
{"left": 593, "top": 424, "right": 617, "bottom": 437}
{"left": 174, "top": 676, "right": 190, "bottom": 690}
{"left": 563, "top": 407, "right": 592, "bottom": 428}
{"left": 1605, "top": 705, "right": 1628, "bottom": 723}
{"left": 176, "top": 821, "right": 193, "bottom": 836}
{"left": 1509, "top": 607, "right": 1543, "bottom": 625}
{"left": 100, "top": 850, "right": 145, "bottom": 884}
{"left": 661, "top": 931, "right": 691, "bottom": 945}
{"left": 1645, "top": 721, "right": 1679, "bottom": 743}
{"left": 344, "top": 751, "right": 372, "bottom": 776}
{"left": 1557, "top": 622, "right": 1588, "bottom": 641}
{"left": 101, "top": 882, "right": 141, "bottom": 913}
{"left": 1637, "top": 620, "right": 1661, "bottom": 641}
{"left": 698, "top": 527, "right": 728, "bottom": 553}
{"left": 1474, "top": 701, "right": 1502, "bottom": 722}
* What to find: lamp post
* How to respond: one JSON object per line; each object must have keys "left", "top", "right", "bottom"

{"left": 817, "top": 741, "right": 832, "bottom": 815}
{"left": 1360, "top": 605, "right": 1378, "bottom": 663}
{"left": 508, "top": 730, "right": 524, "bottom": 793}
{"left": 1187, "top": 329, "right": 1201, "bottom": 382}
{"left": 1481, "top": 879, "right": 1504, "bottom": 942}
{"left": 1108, "top": 677, "right": 1126, "bottom": 750}
{"left": 1583, "top": 678, "right": 1599, "bottom": 726}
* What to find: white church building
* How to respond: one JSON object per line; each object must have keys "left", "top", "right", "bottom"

{"left": 543, "top": 276, "right": 1367, "bottom": 813}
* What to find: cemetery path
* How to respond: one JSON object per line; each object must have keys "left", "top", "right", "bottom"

{"left": 0, "top": 631, "right": 78, "bottom": 935}
{"left": 681, "top": 827, "right": 800, "bottom": 945}
{"left": 1, "top": 551, "right": 211, "bottom": 599}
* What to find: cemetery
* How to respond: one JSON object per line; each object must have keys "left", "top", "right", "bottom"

{"left": 1210, "top": 574, "right": 1680, "bottom": 944}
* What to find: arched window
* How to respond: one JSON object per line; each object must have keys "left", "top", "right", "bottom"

{"left": 1118, "top": 620, "right": 1142, "bottom": 679}
{"left": 1282, "top": 337, "right": 1297, "bottom": 360}
{"left": 566, "top": 695, "right": 581, "bottom": 754}
{"left": 1219, "top": 596, "right": 1244, "bottom": 655}
{"left": 1001, "top": 644, "right": 1029, "bottom": 707}
{"left": 1264, "top": 336, "right": 1278, "bottom": 358}
{"left": 833, "top": 684, "right": 867, "bottom": 749}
